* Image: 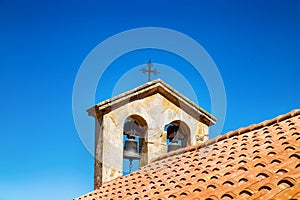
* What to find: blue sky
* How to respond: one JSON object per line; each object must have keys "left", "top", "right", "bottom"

{"left": 1, "top": 0, "right": 300, "bottom": 199}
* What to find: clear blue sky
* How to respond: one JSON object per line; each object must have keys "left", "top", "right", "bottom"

{"left": 1, "top": 0, "right": 300, "bottom": 199}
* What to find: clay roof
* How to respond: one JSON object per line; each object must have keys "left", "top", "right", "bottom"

{"left": 75, "top": 109, "right": 300, "bottom": 200}
{"left": 87, "top": 79, "right": 216, "bottom": 126}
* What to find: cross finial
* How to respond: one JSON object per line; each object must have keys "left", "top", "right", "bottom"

{"left": 140, "top": 59, "right": 159, "bottom": 82}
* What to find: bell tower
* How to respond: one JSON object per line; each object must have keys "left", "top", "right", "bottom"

{"left": 87, "top": 79, "right": 216, "bottom": 188}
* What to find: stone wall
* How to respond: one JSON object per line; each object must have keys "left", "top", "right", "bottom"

{"left": 94, "top": 93, "right": 209, "bottom": 186}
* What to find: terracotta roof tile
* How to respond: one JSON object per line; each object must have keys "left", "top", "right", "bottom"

{"left": 75, "top": 109, "right": 300, "bottom": 200}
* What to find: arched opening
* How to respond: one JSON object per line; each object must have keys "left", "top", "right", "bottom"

{"left": 123, "top": 115, "right": 148, "bottom": 175}
{"left": 164, "top": 120, "right": 191, "bottom": 152}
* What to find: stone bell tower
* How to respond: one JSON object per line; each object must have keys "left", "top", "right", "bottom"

{"left": 87, "top": 79, "right": 216, "bottom": 188}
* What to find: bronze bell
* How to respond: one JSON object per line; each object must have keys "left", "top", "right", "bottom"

{"left": 123, "top": 138, "right": 141, "bottom": 161}
{"left": 167, "top": 140, "right": 180, "bottom": 152}
{"left": 123, "top": 130, "right": 140, "bottom": 161}
{"left": 167, "top": 127, "right": 181, "bottom": 152}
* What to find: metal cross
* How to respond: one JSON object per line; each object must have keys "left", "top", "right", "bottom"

{"left": 140, "top": 59, "right": 159, "bottom": 82}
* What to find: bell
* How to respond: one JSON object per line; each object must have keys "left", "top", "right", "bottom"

{"left": 123, "top": 138, "right": 141, "bottom": 161}
{"left": 167, "top": 129, "right": 181, "bottom": 152}
{"left": 167, "top": 141, "right": 180, "bottom": 152}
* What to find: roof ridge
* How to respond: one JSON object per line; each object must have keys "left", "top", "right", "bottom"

{"left": 150, "top": 109, "right": 300, "bottom": 163}
{"left": 86, "top": 79, "right": 216, "bottom": 125}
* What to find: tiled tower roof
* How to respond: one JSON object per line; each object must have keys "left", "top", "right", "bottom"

{"left": 75, "top": 109, "right": 300, "bottom": 200}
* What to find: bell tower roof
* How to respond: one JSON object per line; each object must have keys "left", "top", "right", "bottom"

{"left": 87, "top": 79, "right": 216, "bottom": 126}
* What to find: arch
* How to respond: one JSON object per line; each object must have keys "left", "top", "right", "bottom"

{"left": 164, "top": 120, "right": 191, "bottom": 149}
{"left": 123, "top": 115, "right": 148, "bottom": 175}
{"left": 124, "top": 114, "right": 148, "bottom": 136}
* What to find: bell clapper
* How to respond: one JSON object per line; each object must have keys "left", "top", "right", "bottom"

{"left": 129, "top": 159, "right": 133, "bottom": 173}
